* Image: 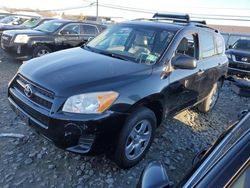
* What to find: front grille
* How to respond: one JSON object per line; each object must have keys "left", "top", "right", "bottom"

{"left": 1, "top": 34, "right": 12, "bottom": 46}
{"left": 235, "top": 55, "right": 250, "bottom": 63}
{"left": 9, "top": 91, "right": 50, "bottom": 127}
{"left": 13, "top": 74, "right": 54, "bottom": 110}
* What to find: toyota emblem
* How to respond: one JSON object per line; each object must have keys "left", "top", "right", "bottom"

{"left": 24, "top": 84, "right": 33, "bottom": 98}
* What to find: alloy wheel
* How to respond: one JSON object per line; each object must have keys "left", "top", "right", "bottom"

{"left": 37, "top": 49, "right": 50, "bottom": 57}
{"left": 125, "top": 119, "right": 152, "bottom": 160}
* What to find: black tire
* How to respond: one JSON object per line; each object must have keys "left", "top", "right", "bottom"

{"left": 33, "top": 45, "right": 52, "bottom": 58}
{"left": 198, "top": 82, "right": 220, "bottom": 113}
{"left": 113, "top": 107, "right": 156, "bottom": 169}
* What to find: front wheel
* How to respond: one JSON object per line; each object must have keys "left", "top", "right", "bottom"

{"left": 113, "top": 107, "right": 156, "bottom": 168}
{"left": 33, "top": 45, "right": 52, "bottom": 58}
{"left": 198, "top": 81, "right": 220, "bottom": 113}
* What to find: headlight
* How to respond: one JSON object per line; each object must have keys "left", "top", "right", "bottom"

{"left": 14, "top": 35, "right": 29, "bottom": 43}
{"left": 226, "top": 53, "right": 232, "bottom": 59}
{"left": 62, "top": 91, "right": 119, "bottom": 114}
{"left": 232, "top": 55, "right": 236, "bottom": 61}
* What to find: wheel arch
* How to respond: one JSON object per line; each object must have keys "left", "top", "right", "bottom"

{"left": 127, "top": 94, "right": 164, "bottom": 127}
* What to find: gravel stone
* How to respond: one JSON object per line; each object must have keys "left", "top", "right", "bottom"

{"left": 76, "top": 170, "right": 82, "bottom": 176}
{"left": 105, "top": 178, "right": 114, "bottom": 185}
{"left": 37, "top": 153, "right": 43, "bottom": 159}
{"left": 48, "top": 164, "right": 56, "bottom": 170}
{"left": 24, "top": 158, "right": 33, "bottom": 165}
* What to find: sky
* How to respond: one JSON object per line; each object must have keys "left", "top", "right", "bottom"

{"left": 0, "top": 0, "right": 250, "bottom": 26}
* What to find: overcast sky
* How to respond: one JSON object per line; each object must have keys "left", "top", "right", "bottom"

{"left": 0, "top": 0, "right": 250, "bottom": 26}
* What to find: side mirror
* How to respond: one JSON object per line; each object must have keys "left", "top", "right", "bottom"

{"left": 228, "top": 45, "right": 232, "bottom": 49}
{"left": 60, "top": 30, "right": 70, "bottom": 35}
{"left": 87, "top": 37, "right": 94, "bottom": 42}
{"left": 137, "top": 161, "right": 170, "bottom": 188}
{"left": 172, "top": 55, "right": 197, "bottom": 70}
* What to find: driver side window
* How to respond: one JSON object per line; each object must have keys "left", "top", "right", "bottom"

{"left": 174, "top": 33, "right": 198, "bottom": 59}
{"left": 60, "top": 24, "right": 80, "bottom": 35}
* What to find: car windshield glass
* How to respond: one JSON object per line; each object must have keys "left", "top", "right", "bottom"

{"left": 0, "top": 16, "right": 16, "bottom": 24}
{"left": 232, "top": 39, "right": 250, "bottom": 51}
{"left": 21, "top": 17, "right": 40, "bottom": 28}
{"left": 86, "top": 24, "right": 175, "bottom": 64}
{"left": 34, "top": 21, "right": 64, "bottom": 33}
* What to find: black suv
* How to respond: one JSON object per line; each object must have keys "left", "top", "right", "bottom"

{"left": 1, "top": 19, "right": 106, "bottom": 60}
{"left": 226, "top": 39, "right": 250, "bottom": 77}
{"left": 0, "top": 17, "right": 55, "bottom": 37}
{"left": 8, "top": 14, "right": 228, "bottom": 168}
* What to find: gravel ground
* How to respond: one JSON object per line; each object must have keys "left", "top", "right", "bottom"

{"left": 0, "top": 48, "right": 249, "bottom": 188}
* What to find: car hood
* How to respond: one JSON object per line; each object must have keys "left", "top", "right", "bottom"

{"left": 19, "top": 47, "right": 153, "bottom": 97}
{"left": 227, "top": 49, "right": 250, "bottom": 57}
{"left": 0, "top": 25, "right": 27, "bottom": 31}
{"left": 3, "top": 29, "right": 46, "bottom": 36}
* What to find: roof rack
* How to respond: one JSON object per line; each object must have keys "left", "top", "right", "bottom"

{"left": 153, "top": 13, "right": 190, "bottom": 23}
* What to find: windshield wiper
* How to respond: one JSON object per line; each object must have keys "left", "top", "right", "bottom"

{"left": 98, "top": 51, "right": 132, "bottom": 62}
{"left": 34, "top": 28, "right": 44, "bottom": 32}
{"left": 83, "top": 46, "right": 133, "bottom": 62}
{"left": 83, "top": 45, "right": 99, "bottom": 53}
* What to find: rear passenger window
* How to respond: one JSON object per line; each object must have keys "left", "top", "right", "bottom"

{"left": 215, "top": 35, "right": 224, "bottom": 54}
{"left": 82, "top": 25, "right": 98, "bottom": 35}
{"left": 200, "top": 32, "right": 215, "bottom": 58}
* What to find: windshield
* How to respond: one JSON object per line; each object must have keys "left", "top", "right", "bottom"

{"left": 34, "top": 21, "right": 64, "bottom": 33}
{"left": 86, "top": 24, "right": 175, "bottom": 64}
{"left": 21, "top": 17, "right": 40, "bottom": 28}
{"left": 232, "top": 39, "right": 250, "bottom": 51}
{"left": 0, "top": 16, "right": 16, "bottom": 24}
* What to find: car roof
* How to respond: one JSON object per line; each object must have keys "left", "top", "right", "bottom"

{"left": 119, "top": 19, "right": 218, "bottom": 34}
{"left": 44, "top": 19, "right": 106, "bottom": 26}
{"left": 120, "top": 20, "right": 184, "bottom": 32}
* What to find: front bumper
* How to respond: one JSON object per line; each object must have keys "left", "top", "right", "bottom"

{"left": 228, "top": 60, "right": 250, "bottom": 76}
{"left": 8, "top": 84, "right": 127, "bottom": 155}
{"left": 1, "top": 42, "right": 32, "bottom": 60}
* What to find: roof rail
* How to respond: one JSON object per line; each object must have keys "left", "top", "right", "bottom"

{"left": 153, "top": 13, "right": 190, "bottom": 23}
{"left": 194, "top": 24, "right": 219, "bottom": 33}
{"left": 190, "top": 20, "right": 206, "bottom": 25}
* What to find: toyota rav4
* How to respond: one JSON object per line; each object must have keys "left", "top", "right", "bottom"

{"left": 8, "top": 13, "right": 228, "bottom": 168}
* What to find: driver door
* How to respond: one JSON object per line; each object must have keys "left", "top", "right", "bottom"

{"left": 165, "top": 32, "right": 202, "bottom": 113}
{"left": 56, "top": 23, "right": 81, "bottom": 49}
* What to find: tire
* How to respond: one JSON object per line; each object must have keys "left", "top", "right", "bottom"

{"left": 113, "top": 107, "right": 156, "bottom": 169}
{"left": 33, "top": 45, "right": 52, "bottom": 58}
{"left": 198, "top": 82, "right": 220, "bottom": 113}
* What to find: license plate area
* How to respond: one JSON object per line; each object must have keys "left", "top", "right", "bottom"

{"left": 15, "top": 107, "right": 29, "bottom": 125}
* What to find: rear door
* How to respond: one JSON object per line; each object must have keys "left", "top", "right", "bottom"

{"left": 197, "top": 31, "right": 222, "bottom": 99}
{"left": 80, "top": 24, "right": 99, "bottom": 44}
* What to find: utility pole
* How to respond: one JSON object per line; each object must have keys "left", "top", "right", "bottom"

{"left": 96, "top": 0, "right": 99, "bottom": 21}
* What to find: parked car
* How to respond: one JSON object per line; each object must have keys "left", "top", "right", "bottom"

{"left": 0, "top": 13, "right": 11, "bottom": 20}
{"left": 8, "top": 13, "right": 228, "bottom": 168}
{"left": 222, "top": 32, "right": 250, "bottom": 50}
{"left": 138, "top": 109, "right": 250, "bottom": 188}
{"left": 0, "top": 17, "right": 55, "bottom": 37}
{"left": 226, "top": 39, "right": 250, "bottom": 77}
{"left": 0, "top": 15, "right": 31, "bottom": 26}
{"left": 1, "top": 19, "right": 106, "bottom": 60}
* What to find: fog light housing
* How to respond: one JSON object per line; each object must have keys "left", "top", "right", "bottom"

{"left": 17, "top": 46, "right": 21, "bottom": 54}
